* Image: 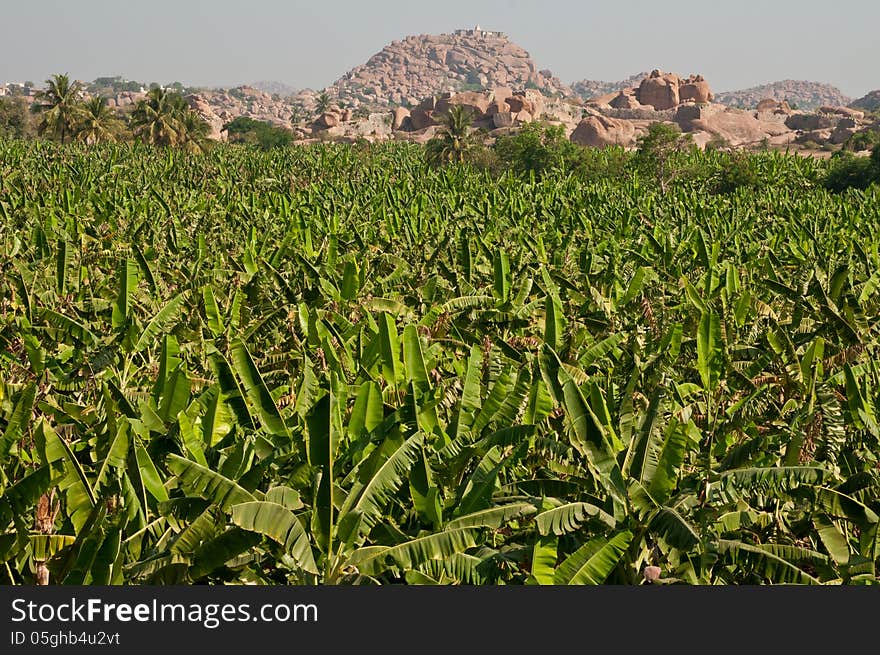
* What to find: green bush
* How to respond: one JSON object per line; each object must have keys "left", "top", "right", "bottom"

{"left": 631, "top": 122, "right": 694, "bottom": 191}
{"left": 823, "top": 150, "right": 880, "bottom": 192}
{"left": 712, "top": 151, "right": 765, "bottom": 194}
{"left": 223, "top": 116, "right": 294, "bottom": 150}
{"left": 493, "top": 122, "right": 588, "bottom": 178}
{"left": 843, "top": 129, "right": 880, "bottom": 152}
{"left": 0, "top": 97, "right": 31, "bottom": 139}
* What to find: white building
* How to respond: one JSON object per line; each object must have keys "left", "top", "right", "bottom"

{"left": 454, "top": 25, "right": 505, "bottom": 38}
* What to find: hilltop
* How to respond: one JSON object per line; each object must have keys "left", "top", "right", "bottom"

{"left": 249, "top": 81, "right": 300, "bottom": 97}
{"left": 328, "top": 27, "right": 571, "bottom": 107}
{"left": 571, "top": 73, "right": 651, "bottom": 101}
{"left": 851, "top": 90, "right": 880, "bottom": 112}
{"left": 714, "top": 80, "right": 851, "bottom": 110}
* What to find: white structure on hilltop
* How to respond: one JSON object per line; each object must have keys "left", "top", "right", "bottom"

{"left": 454, "top": 25, "right": 505, "bottom": 38}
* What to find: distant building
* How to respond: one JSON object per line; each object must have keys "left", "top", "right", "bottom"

{"left": 454, "top": 25, "right": 505, "bottom": 38}
{"left": 0, "top": 82, "right": 32, "bottom": 98}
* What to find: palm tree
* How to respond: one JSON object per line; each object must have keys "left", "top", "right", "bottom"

{"left": 31, "top": 73, "right": 84, "bottom": 143}
{"left": 425, "top": 104, "right": 477, "bottom": 166}
{"left": 75, "top": 97, "right": 123, "bottom": 144}
{"left": 178, "top": 110, "right": 212, "bottom": 154}
{"left": 289, "top": 103, "right": 306, "bottom": 125}
{"left": 315, "top": 91, "right": 332, "bottom": 116}
{"left": 130, "top": 87, "right": 188, "bottom": 147}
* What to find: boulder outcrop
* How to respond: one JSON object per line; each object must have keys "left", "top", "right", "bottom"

{"left": 756, "top": 98, "right": 792, "bottom": 114}
{"left": 185, "top": 94, "right": 226, "bottom": 141}
{"left": 569, "top": 115, "right": 636, "bottom": 147}
{"left": 635, "top": 70, "right": 714, "bottom": 111}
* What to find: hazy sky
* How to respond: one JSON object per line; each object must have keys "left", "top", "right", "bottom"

{"left": 1, "top": 0, "right": 877, "bottom": 96}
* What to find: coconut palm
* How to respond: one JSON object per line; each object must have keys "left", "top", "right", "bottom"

{"left": 178, "top": 110, "right": 212, "bottom": 154}
{"left": 31, "top": 73, "right": 84, "bottom": 143}
{"left": 130, "top": 87, "right": 188, "bottom": 147}
{"left": 315, "top": 91, "right": 333, "bottom": 116}
{"left": 425, "top": 104, "right": 477, "bottom": 166}
{"left": 74, "top": 96, "right": 123, "bottom": 144}
{"left": 289, "top": 103, "right": 306, "bottom": 125}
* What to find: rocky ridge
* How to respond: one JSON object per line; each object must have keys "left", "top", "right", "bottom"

{"left": 249, "top": 81, "right": 299, "bottom": 97}
{"left": 297, "top": 70, "right": 873, "bottom": 152}
{"left": 173, "top": 70, "right": 877, "bottom": 153}
{"left": 851, "top": 90, "right": 880, "bottom": 113}
{"left": 714, "top": 80, "right": 851, "bottom": 111}
{"left": 328, "top": 28, "right": 571, "bottom": 108}
{"left": 571, "top": 73, "right": 651, "bottom": 101}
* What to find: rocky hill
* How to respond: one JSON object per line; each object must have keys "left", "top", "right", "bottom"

{"left": 328, "top": 28, "right": 571, "bottom": 108}
{"left": 571, "top": 73, "right": 650, "bottom": 101}
{"left": 714, "top": 80, "right": 851, "bottom": 111}
{"left": 851, "top": 90, "right": 880, "bottom": 112}
{"left": 249, "top": 81, "right": 300, "bottom": 97}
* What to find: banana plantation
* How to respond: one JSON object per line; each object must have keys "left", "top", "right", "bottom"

{"left": 1, "top": 138, "right": 879, "bottom": 585}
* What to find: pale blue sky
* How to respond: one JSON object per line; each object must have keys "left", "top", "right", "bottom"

{"left": 1, "top": 0, "right": 877, "bottom": 96}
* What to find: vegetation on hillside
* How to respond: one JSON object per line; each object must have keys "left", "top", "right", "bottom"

{"left": 1, "top": 138, "right": 879, "bottom": 585}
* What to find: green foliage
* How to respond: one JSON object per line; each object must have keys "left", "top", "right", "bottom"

{"left": 0, "top": 97, "right": 31, "bottom": 138}
{"left": 315, "top": 91, "right": 333, "bottom": 116}
{"left": 425, "top": 105, "right": 482, "bottom": 167}
{"left": 493, "top": 122, "right": 583, "bottom": 178}
{"left": 224, "top": 116, "right": 294, "bottom": 150}
{"left": 88, "top": 76, "right": 144, "bottom": 94}
{"left": 30, "top": 73, "right": 85, "bottom": 144}
{"left": 711, "top": 151, "right": 769, "bottom": 194}
{"left": 823, "top": 150, "right": 880, "bottom": 192}
{"left": 632, "top": 122, "right": 693, "bottom": 191}
{"left": 75, "top": 96, "right": 124, "bottom": 144}
{"left": 0, "top": 138, "right": 879, "bottom": 586}
{"left": 130, "top": 87, "right": 212, "bottom": 152}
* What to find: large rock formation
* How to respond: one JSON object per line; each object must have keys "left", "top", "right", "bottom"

{"left": 328, "top": 29, "right": 571, "bottom": 108}
{"left": 177, "top": 85, "right": 313, "bottom": 131}
{"left": 636, "top": 71, "right": 713, "bottom": 110}
{"left": 714, "top": 80, "right": 851, "bottom": 111}
{"left": 851, "top": 90, "right": 880, "bottom": 112}
{"left": 784, "top": 113, "right": 836, "bottom": 132}
{"left": 570, "top": 114, "right": 636, "bottom": 147}
{"left": 637, "top": 71, "right": 682, "bottom": 110}
{"left": 585, "top": 70, "right": 714, "bottom": 112}
{"left": 683, "top": 106, "right": 789, "bottom": 146}
{"left": 756, "top": 98, "right": 792, "bottom": 114}
{"left": 609, "top": 90, "right": 644, "bottom": 109}
{"left": 185, "top": 94, "right": 226, "bottom": 141}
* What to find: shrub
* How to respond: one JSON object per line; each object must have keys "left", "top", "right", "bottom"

{"left": 0, "top": 97, "right": 31, "bottom": 138}
{"left": 631, "top": 122, "right": 693, "bottom": 191}
{"left": 493, "top": 122, "right": 587, "bottom": 178}
{"left": 223, "top": 116, "right": 294, "bottom": 150}
{"left": 713, "top": 151, "right": 765, "bottom": 194}
{"left": 844, "top": 129, "right": 880, "bottom": 152}
{"left": 823, "top": 150, "right": 880, "bottom": 192}
{"left": 705, "top": 135, "right": 731, "bottom": 152}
